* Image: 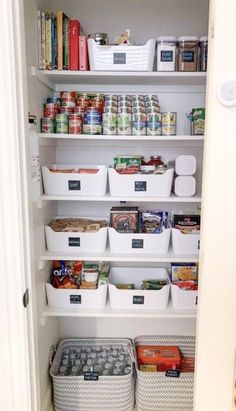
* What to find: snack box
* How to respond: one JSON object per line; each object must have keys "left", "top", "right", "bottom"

{"left": 136, "top": 345, "right": 181, "bottom": 371}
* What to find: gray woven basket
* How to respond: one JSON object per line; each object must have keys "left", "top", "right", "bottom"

{"left": 50, "top": 338, "right": 135, "bottom": 411}
{"left": 134, "top": 335, "right": 195, "bottom": 411}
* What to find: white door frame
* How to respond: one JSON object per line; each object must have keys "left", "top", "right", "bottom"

{"left": 0, "top": 0, "right": 38, "bottom": 410}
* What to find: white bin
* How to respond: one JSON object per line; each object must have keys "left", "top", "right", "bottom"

{"left": 45, "top": 224, "right": 108, "bottom": 253}
{"left": 46, "top": 283, "right": 107, "bottom": 309}
{"left": 108, "top": 168, "right": 174, "bottom": 197}
{"left": 172, "top": 228, "right": 200, "bottom": 255}
{"left": 109, "top": 267, "right": 170, "bottom": 310}
{"left": 88, "top": 39, "right": 156, "bottom": 71}
{"left": 42, "top": 165, "right": 107, "bottom": 196}
{"left": 171, "top": 284, "right": 198, "bottom": 310}
{"left": 108, "top": 227, "right": 171, "bottom": 254}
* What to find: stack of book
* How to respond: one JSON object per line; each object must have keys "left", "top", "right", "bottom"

{"left": 38, "top": 10, "right": 89, "bottom": 71}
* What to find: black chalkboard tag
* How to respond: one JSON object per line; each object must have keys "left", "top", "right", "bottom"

{"left": 70, "top": 295, "right": 82, "bottom": 304}
{"left": 132, "top": 239, "right": 144, "bottom": 249}
{"left": 68, "top": 180, "right": 81, "bottom": 190}
{"left": 113, "top": 53, "right": 126, "bottom": 64}
{"left": 165, "top": 369, "right": 181, "bottom": 378}
{"left": 84, "top": 372, "right": 99, "bottom": 381}
{"left": 134, "top": 181, "right": 147, "bottom": 191}
{"left": 68, "top": 237, "right": 80, "bottom": 247}
{"left": 133, "top": 295, "right": 145, "bottom": 305}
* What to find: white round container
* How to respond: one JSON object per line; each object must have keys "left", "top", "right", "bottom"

{"left": 84, "top": 271, "right": 99, "bottom": 282}
{"left": 157, "top": 36, "right": 176, "bottom": 72}
{"left": 175, "top": 155, "right": 196, "bottom": 176}
{"left": 174, "top": 176, "right": 196, "bottom": 197}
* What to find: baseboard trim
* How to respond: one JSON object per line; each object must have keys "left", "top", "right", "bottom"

{"left": 42, "top": 383, "right": 53, "bottom": 411}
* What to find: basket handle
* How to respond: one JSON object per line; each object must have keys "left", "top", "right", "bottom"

{"left": 49, "top": 344, "right": 57, "bottom": 366}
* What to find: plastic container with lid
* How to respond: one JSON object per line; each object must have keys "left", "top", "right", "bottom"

{"left": 157, "top": 36, "right": 177, "bottom": 71}
{"left": 177, "top": 36, "right": 199, "bottom": 71}
{"left": 199, "top": 36, "right": 208, "bottom": 72}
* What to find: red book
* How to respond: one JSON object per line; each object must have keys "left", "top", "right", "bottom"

{"left": 69, "top": 20, "right": 80, "bottom": 70}
{"left": 79, "top": 35, "right": 89, "bottom": 71}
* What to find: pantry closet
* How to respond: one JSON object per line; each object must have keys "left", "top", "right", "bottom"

{"left": 1, "top": 0, "right": 236, "bottom": 410}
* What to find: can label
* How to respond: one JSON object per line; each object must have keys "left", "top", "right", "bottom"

{"left": 132, "top": 113, "right": 147, "bottom": 135}
{"left": 117, "top": 113, "right": 131, "bottom": 135}
{"left": 161, "top": 112, "right": 177, "bottom": 135}
{"left": 103, "top": 113, "right": 117, "bottom": 135}
{"left": 41, "top": 118, "right": 54, "bottom": 133}
{"left": 44, "top": 103, "right": 57, "bottom": 119}
{"left": 60, "top": 91, "right": 77, "bottom": 101}
{"left": 56, "top": 113, "right": 69, "bottom": 133}
{"left": 84, "top": 109, "right": 102, "bottom": 134}
{"left": 147, "top": 113, "right": 162, "bottom": 135}
{"left": 69, "top": 114, "right": 83, "bottom": 134}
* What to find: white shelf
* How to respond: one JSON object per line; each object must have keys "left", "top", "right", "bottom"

{"left": 39, "top": 250, "right": 199, "bottom": 266}
{"left": 31, "top": 66, "right": 207, "bottom": 90}
{"left": 38, "top": 133, "right": 204, "bottom": 142}
{"left": 38, "top": 193, "right": 201, "bottom": 207}
{"left": 43, "top": 302, "right": 197, "bottom": 319}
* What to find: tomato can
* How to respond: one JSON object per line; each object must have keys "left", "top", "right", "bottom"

{"left": 83, "top": 107, "right": 102, "bottom": 134}
{"left": 60, "top": 91, "right": 77, "bottom": 103}
{"left": 73, "top": 107, "right": 85, "bottom": 118}
{"left": 147, "top": 113, "right": 162, "bottom": 135}
{"left": 56, "top": 113, "right": 69, "bottom": 134}
{"left": 69, "top": 114, "right": 83, "bottom": 134}
{"left": 161, "top": 112, "right": 177, "bottom": 135}
{"left": 60, "top": 106, "right": 73, "bottom": 116}
{"left": 90, "top": 97, "right": 104, "bottom": 112}
{"left": 77, "top": 97, "right": 91, "bottom": 109}
{"left": 44, "top": 103, "right": 58, "bottom": 119}
{"left": 41, "top": 118, "right": 55, "bottom": 133}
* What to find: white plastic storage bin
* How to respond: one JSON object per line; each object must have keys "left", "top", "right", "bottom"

{"left": 45, "top": 223, "right": 108, "bottom": 253}
{"left": 174, "top": 176, "right": 196, "bottom": 197}
{"left": 108, "top": 168, "right": 174, "bottom": 197}
{"left": 135, "top": 335, "right": 195, "bottom": 411}
{"left": 88, "top": 39, "right": 156, "bottom": 71}
{"left": 46, "top": 283, "right": 107, "bottom": 309}
{"left": 172, "top": 228, "right": 200, "bottom": 254}
{"left": 175, "top": 155, "right": 196, "bottom": 176}
{"left": 108, "top": 227, "right": 171, "bottom": 254}
{"left": 109, "top": 267, "right": 170, "bottom": 310}
{"left": 171, "top": 284, "right": 198, "bottom": 310}
{"left": 42, "top": 165, "right": 107, "bottom": 196}
{"left": 50, "top": 338, "right": 135, "bottom": 411}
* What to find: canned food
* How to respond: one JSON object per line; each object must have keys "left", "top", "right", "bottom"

{"left": 104, "top": 106, "right": 118, "bottom": 114}
{"left": 147, "top": 113, "right": 162, "bottom": 136}
{"left": 102, "top": 112, "right": 117, "bottom": 135}
{"left": 77, "top": 97, "right": 90, "bottom": 109}
{"left": 73, "top": 107, "right": 85, "bottom": 117}
{"left": 132, "top": 113, "right": 147, "bottom": 135}
{"left": 41, "top": 118, "right": 55, "bottom": 133}
{"left": 83, "top": 108, "right": 102, "bottom": 135}
{"left": 61, "top": 100, "right": 76, "bottom": 108}
{"left": 60, "top": 106, "right": 73, "bottom": 115}
{"left": 161, "top": 112, "right": 177, "bottom": 135}
{"left": 60, "top": 91, "right": 77, "bottom": 104}
{"left": 90, "top": 97, "right": 104, "bottom": 112}
{"left": 117, "top": 113, "right": 132, "bottom": 135}
{"left": 44, "top": 103, "right": 58, "bottom": 119}
{"left": 132, "top": 101, "right": 146, "bottom": 108}
{"left": 104, "top": 95, "right": 118, "bottom": 102}
{"left": 132, "top": 107, "right": 147, "bottom": 114}
{"left": 118, "top": 107, "right": 132, "bottom": 114}
{"left": 118, "top": 100, "right": 132, "bottom": 108}
{"left": 69, "top": 114, "right": 83, "bottom": 134}
{"left": 56, "top": 113, "right": 69, "bottom": 134}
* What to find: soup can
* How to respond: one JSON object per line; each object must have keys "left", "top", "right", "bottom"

{"left": 147, "top": 113, "right": 162, "bottom": 135}
{"left": 103, "top": 112, "right": 117, "bottom": 135}
{"left": 56, "top": 113, "right": 69, "bottom": 134}
{"left": 83, "top": 108, "right": 102, "bottom": 134}
{"left": 73, "top": 107, "right": 85, "bottom": 118}
{"left": 69, "top": 114, "right": 83, "bottom": 134}
{"left": 161, "top": 112, "right": 177, "bottom": 135}
{"left": 132, "top": 113, "right": 147, "bottom": 135}
{"left": 77, "top": 96, "right": 91, "bottom": 109}
{"left": 90, "top": 97, "right": 105, "bottom": 112}
{"left": 41, "top": 118, "right": 55, "bottom": 133}
{"left": 60, "top": 106, "right": 73, "bottom": 116}
{"left": 117, "top": 113, "right": 132, "bottom": 135}
{"left": 60, "top": 91, "right": 77, "bottom": 104}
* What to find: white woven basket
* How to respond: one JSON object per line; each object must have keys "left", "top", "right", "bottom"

{"left": 50, "top": 338, "right": 135, "bottom": 411}
{"left": 134, "top": 335, "right": 195, "bottom": 411}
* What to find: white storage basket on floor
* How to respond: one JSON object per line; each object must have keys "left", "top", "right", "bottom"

{"left": 88, "top": 39, "right": 156, "bottom": 71}
{"left": 45, "top": 223, "right": 108, "bottom": 253}
{"left": 42, "top": 165, "right": 108, "bottom": 196}
{"left": 172, "top": 228, "right": 200, "bottom": 254}
{"left": 109, "top": 267, "right": 170, "bottom": 310}
{"left": 108, "top": 168, "right": 174, "bottom": 197}
{"left": 171, "top": 284, "right": 198, "bottom": 310}
{"left": 108, "top": 227, "right": 171, "bottom": 254}
{"left": 135, "top": 335, "right": 195, "bottom": 411}
{"left": 46, "top": 283, "right": 107, "bottom": 309}
{"left": 50, "top": 338, "right": 135, "bottom": 411}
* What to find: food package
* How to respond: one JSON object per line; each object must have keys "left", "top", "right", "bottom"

{"left": 172, "top": 213, "right": 200, "bottom": 234}
{"left": 48, "top": 218, "right": 108, "bottom": 233}
{"left": 171, "top": 263, "right": 198, "bottom": 281}
{"left": 136, "top": 345, "right": 181, "bottom": 371}
{"left": 141, "top": 210, "right": 168, "bottom": 233}
{"left": 110, "top": 206, "right": 139, "bottom": 233}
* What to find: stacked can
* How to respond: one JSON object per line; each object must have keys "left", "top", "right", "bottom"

{"left": 102, "top": 94, "right": 161, "bottom": 136}
{"left": 41, "top": 97, "right": 60, "bottom": 133}
{"left": 83, "top": 94, "right": 104, "bottom": 135}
